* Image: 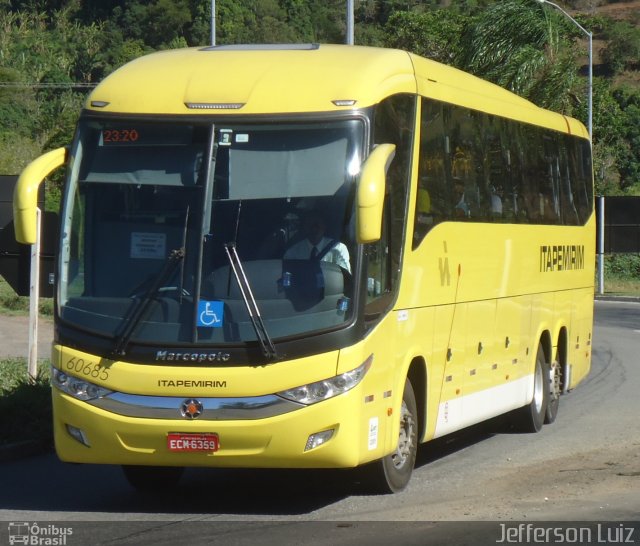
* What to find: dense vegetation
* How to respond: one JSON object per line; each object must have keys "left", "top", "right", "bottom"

{"left": 0, "top": 0, "right": 639, "bottom": 197}
{"left": 0, "top": 357, "right": 51, "bottom": 447}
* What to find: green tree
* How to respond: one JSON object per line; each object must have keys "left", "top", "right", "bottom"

{"left": 211, "top": 0, "right": 257, "bottom": 44}
{"left": 579, "top": 78, "right": 626, "bottom": 195}
{"left": 600, "top": 20, "right": 640, "bottom": 75}
{"left": 0, "top": 134, "right": 41, "bottom": 174}
{"left": 612, "top": 86, "right": 640, "bottom": 193}
{"left": 0, "top": 67, "right": 37, "bottom": 140}
{"left": 383, "top": 10, "right": 467, "bottom": 64}
{"left": 0, "top": 5, "right": 96, "bottom": 173}
{"left": 278, "top": 0, "right": 314, "bottom": 41}
{"left": 251, "top": 0, "right": 299, "bottom": 42}
{"left": 308, "top": 0, "right": 347, "bottom": 43}
{"left": 456, "top": 0, "right": 582, "bottom": 113}
{"left": 108, "top": 0, "right": 192, "bottom": 49}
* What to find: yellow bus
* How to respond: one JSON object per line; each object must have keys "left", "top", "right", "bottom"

{"left": 14, "top": 44, "right": 594, "bottom": 493}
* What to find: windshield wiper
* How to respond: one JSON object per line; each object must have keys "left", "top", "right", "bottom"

{"left": 224, "top": 242, "right": 278, "bottom": 361}
{"left": 112, "top": 247, "right": 185, "bottom": 357}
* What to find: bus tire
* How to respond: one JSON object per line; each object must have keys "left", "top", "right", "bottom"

{"left": 359, "top": 378, "right": 418, "bottom": 494}
{"left": 545, "top": 359, "right": 561, "bottom": 424}
{"left": 122, "top": 465, "right": 184, "bottom": 492}
{"left": 514, "top": 344, "right": 548, "bottom": 433}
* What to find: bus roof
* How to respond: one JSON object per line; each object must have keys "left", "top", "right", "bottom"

{"left": 86, "top": 44, "right": 587, "bottom": 138}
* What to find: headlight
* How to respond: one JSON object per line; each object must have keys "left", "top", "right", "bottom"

{"left": 277, "top": 355, "right": 372, "bottom": 405}
{"left": 51, "top": 367, "right": 112, "bottom": 401}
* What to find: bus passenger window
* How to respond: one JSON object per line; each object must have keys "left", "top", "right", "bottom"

{"left": 414, "top": 99, "right": 448, "bottom": 247}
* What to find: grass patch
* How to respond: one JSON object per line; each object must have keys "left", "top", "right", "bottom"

{"left": 0, "top": 277, "right": 53, "bottom": 317}
{"left": 0, "top": 358, "right": 52, "bottom": 447}
{"left": 601, "top": 277, "right": 640, "bottom": 296}
{"left": 601, "top": 254, "right": 640, "bottom": 296}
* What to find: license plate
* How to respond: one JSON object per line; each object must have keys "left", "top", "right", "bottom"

{"left": 167, "top": 433, "right": 219, "bottom": 453}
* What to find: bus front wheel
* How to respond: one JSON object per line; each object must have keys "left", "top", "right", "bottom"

{"left": 358, "top": 378, "right": 418, "bottom": 494}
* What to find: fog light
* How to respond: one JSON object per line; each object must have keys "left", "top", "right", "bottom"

{"left": 304, "top": 429, "right": 334, "bottom": 452}
{"left": 66, "top": 424, "right": 90, "bottom": 447}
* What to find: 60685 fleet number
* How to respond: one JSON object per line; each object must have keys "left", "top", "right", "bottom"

{"left": 65, "top": 357, "right": 109, "bottom": 381}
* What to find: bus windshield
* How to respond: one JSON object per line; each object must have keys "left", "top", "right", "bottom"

{"left": 58, "top": 118, "right": 364, "bottom": 352}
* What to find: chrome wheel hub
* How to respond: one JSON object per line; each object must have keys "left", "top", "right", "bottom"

{"left": 391, "top": 401, "right": 415, "bottom": 470}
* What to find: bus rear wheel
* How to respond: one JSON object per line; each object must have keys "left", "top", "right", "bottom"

{"left": 359, "top": 379, "right": 418, "bottom": 494}
{"left": 545, "top": 359, "right": 561, "bottom": 424}
{"left": 514, "top": 344, "right": 549, "bottom": 433}
{"left": 122, "top": 465, "right": 184, "bottom": 493}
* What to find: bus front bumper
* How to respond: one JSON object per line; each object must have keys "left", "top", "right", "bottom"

{"left": 51, "top": 384, "right": 385, "bottom": 469}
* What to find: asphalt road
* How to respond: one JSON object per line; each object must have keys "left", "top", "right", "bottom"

{"left": 0, "top": 314, "right": 53, "bottom": 360}
{"left": 0, "top": 300, "right": 638, "bottom": 546}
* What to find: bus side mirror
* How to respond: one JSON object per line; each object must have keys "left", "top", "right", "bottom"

{"left": 13, "top": 147, "right": 67, "bottom": 244}
{"left": 356, "top": 143, "right": 396, "bottom": 244}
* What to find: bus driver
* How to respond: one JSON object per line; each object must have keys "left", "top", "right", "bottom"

{"left": 284, "top": 210, "right": 351, "bottom": 272}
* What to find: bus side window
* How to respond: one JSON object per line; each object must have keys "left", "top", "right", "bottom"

{"left": 413, "top": 99, "right": 593, "bottom": 233}
{"left": 558, "top": 140, "right": 580, "bottom": 225}
{"left": 569, "top": 138, "right": 594, "bottom": 223}
{"left": 414, "top": 99, "right": 448, "bottom": 247}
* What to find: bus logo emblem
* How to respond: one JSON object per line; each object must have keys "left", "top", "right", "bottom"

{"left": 8, "top": 522, "right": 29, "bottom": 545}
{"left": 180, "top": 399, "right": 204, "bottom": 420}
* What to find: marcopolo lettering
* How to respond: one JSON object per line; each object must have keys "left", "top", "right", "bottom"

{"left": 539, "top": 244, "right": 585, "bottom": 273}
{"left": 155, "top": 350, "right": 231, "bottom": 362}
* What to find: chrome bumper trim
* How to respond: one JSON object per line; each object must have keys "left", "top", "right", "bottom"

{"left": 88, "top": 391, "right": 303, "bottom": 420}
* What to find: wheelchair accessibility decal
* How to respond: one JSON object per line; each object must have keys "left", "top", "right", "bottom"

{"left": 197, "top": 300, "right": 224, "bottom": 328}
